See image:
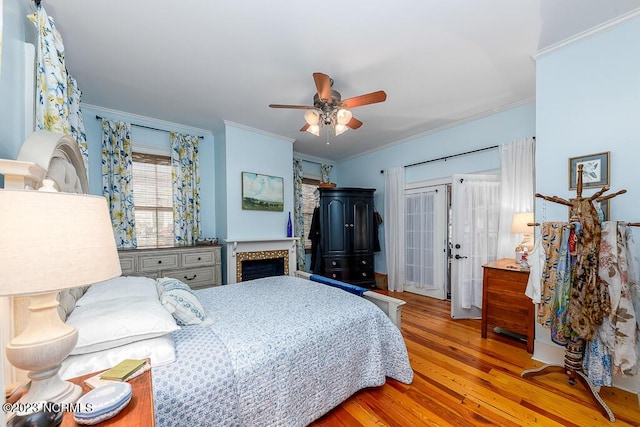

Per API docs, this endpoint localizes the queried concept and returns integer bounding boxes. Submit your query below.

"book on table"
[100,359,147,381]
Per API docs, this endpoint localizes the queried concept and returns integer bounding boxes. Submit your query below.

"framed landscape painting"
[242,172,284,211]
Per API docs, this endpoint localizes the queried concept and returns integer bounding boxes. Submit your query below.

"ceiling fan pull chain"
[326,126,330,145]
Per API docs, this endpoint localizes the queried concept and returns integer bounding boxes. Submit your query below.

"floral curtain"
[320,164,333,183]
[293,158,306,271]
[171,132,201,246]
[101,119,136,248]
[28,5,89,175]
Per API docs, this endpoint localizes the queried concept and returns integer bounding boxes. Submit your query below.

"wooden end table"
[481,258,534,353]
[61,368,154,426]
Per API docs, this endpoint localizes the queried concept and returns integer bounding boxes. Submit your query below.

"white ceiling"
[44,0,640,162]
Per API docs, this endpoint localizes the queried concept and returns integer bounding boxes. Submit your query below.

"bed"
[1,131,413,426]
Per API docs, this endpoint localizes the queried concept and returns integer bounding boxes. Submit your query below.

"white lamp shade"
[334,124,348,136]
[306,124,320,136]
[304,110,320,126]
[336,109,352,125]
[0,190,122,296]
[511,212,534,234]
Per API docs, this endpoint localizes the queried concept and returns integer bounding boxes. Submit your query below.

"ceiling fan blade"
[313,72,332,104]
[341,91,387,109]
[269,104,315,109]
[300,124,310,132]
[347,117,363,129]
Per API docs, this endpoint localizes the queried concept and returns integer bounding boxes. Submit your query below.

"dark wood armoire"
[318,187,376,287]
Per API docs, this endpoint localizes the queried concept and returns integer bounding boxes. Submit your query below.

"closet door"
[351,196,374,253]
[450,174,500,319]
[404,185,447,300]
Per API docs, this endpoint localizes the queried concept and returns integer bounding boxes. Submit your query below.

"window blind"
[132,152,174,248]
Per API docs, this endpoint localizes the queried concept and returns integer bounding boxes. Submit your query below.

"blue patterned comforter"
[152,275,413,426]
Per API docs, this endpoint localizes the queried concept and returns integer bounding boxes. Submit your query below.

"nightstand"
[481,258,534,353]
[61,368,154,426]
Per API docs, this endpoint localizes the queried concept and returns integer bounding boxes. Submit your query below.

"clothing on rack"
[550,224,576,346]
[594,222,638,375]
[525,234,544,304]
[537,222,564,327]
[569,200,610,341]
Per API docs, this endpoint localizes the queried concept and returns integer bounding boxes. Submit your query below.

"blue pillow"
[156,278,210,326]
[309,274,369,297]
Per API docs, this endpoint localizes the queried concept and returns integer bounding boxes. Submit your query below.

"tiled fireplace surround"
[224,238,298,284]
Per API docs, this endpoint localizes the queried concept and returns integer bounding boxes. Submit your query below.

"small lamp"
[511,211,534,258]
[0,187,121,404]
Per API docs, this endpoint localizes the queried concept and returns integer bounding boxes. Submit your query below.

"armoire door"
[323,197,348,255]
[351,196,374,254]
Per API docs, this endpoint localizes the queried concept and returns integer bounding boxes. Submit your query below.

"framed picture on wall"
[242,171,284,211]
[568,151,610,190]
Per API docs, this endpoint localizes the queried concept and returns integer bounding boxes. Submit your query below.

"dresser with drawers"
[118,245,222,289]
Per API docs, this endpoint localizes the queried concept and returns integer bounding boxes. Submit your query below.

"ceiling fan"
[269,72,387,137]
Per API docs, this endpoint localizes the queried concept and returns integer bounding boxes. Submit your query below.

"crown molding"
[339,98,535,163]
[222,120,295,143]
[534,8,640,59]
[83,104,214,137]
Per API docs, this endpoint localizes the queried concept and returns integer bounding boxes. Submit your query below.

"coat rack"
[521,164,628,422]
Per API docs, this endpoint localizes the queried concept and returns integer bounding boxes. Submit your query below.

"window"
[132,152,174,248]
[301,177,320,251]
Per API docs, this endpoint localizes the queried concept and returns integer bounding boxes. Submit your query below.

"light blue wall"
[0,0,33,166]
[80,106,216,239]
[221,123,294,240]
[535,16,640,391]
[536,17,640,222]
[335,103,536,273]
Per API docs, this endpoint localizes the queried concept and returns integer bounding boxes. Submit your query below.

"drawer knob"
[332,261,337,266]
[361,260,367,265]
[184,274,197,281]
[332,274,337,278]
[158,260,162,264]
[197,257,202,261]
[362,272,367,277]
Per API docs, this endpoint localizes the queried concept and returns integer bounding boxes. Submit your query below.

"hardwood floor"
[310,292,640,426]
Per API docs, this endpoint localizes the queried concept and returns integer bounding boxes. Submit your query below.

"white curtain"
[384,166,405,292]
[496,138,535,259]
[453,175,500,309]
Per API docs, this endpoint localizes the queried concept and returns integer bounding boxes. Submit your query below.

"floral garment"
[538,222,565,326]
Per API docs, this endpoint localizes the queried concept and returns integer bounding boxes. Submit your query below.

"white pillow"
[59,334,176,380]
[156,277,209,326]
[76,276,159,307]
[66,295,179,355]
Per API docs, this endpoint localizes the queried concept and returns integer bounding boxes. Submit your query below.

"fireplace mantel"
[223,238,299,284]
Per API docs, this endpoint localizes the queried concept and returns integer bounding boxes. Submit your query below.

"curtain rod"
[404,145,499,169]
[380,136,536,173]
[95,115,204,139]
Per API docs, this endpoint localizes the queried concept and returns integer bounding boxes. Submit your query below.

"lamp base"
[18,365,82,404]
[5,292,81,405]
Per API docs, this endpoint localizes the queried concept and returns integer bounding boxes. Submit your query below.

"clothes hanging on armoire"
[308,207,322,274]
[373,210,382,252]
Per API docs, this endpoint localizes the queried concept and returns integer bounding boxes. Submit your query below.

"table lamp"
[0,187,122,404]
[511,212,534,262]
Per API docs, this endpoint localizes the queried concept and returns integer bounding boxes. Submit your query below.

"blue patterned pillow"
[156,278,209,326]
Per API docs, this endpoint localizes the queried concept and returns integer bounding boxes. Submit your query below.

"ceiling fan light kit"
[269,72,386,139]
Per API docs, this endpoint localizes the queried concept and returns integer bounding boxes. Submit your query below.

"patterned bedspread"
[152,275,413,426]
